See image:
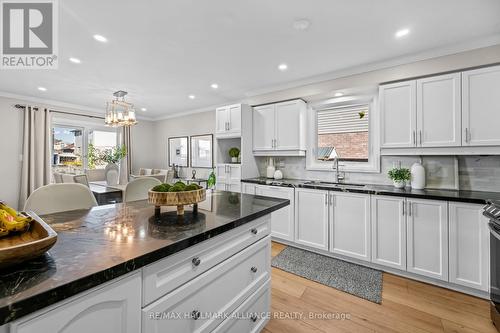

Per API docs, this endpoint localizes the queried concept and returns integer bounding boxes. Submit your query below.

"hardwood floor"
[265,242,497,333]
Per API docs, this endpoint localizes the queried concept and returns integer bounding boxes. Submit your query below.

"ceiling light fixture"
[140,107,147,112]
[278,63,288,71]
[395,28,410,38]
[293,19,311,31]
[188,94,196,99]
[210,83,219,89]
[69,57,81,64]
[334,92,344,97]
[37,87,47,92]
[93,34,108,43]
[104,90,137,127]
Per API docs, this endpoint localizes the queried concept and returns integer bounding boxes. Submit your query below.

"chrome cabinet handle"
[325,194,328,205]
[191,310,201,320]
[251,266,258,273]
[465,128,469,143]
[251,228,258,235]
[419,130,422,145]
[413,131,416,145]
[408,202,412,216]
[402,201,405,216]
[250,314,258,322]
[192,257,201,266]
[227,121,230,130]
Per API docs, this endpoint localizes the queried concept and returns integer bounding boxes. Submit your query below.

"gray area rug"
[272,246,383,304]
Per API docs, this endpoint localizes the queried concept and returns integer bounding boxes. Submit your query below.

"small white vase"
[105,163,119,186]
[393,180,406,189]
[231,157,238,163]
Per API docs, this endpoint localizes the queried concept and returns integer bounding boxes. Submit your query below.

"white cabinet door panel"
[417,73,461,147]
[255,185,294,241]
[380,81,417,148]
[449,202,489,291]
[462,65,500,146]
[216,107,228,135]
[407,199,448,281]
[330,192,371,261]
[253,105,275,151]
[228,104,241,135]
[275,100,301,150]
[242,183,257,195]
[295,188,329,251]
[371,196,406,270]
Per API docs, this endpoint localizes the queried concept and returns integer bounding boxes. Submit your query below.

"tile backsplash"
[256,155,500,192]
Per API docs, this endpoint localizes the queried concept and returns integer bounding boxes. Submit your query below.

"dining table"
[89,182,124,205]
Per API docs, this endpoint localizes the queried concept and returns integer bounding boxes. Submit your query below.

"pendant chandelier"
[104,90,137,127]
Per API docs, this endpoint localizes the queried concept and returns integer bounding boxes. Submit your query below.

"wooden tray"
[0,212,57,269]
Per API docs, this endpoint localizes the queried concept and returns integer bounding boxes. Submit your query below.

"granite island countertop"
[0,191,289,325]
[242,177,500,204]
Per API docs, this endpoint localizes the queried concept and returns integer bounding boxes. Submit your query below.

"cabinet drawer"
[143,216,270,305]
[212,279,271,333]
[142,236,271,333]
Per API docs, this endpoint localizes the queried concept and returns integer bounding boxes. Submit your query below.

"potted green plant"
[388,167,411,189]
[228,147,240,163]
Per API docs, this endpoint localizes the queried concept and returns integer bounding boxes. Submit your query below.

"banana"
[0,203,32,223]
[0,209,29,232]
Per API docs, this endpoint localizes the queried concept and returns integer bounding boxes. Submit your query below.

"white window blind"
[317,104,369,134]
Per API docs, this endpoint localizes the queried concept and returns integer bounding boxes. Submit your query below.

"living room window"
[306,96,380,173]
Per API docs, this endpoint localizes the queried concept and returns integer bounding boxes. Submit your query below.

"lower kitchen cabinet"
[255,185,294,241]
[241,182,256,195]
[449,202,490,291]
[329,192,371,261]
[295,188,329,251]
[10,273,142,333]
[371,195,407,270]
[407,199,449,281]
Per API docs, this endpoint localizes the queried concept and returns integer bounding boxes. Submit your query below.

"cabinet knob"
[192,257,201,266]
[191,310,201,320]
[250,314,258,322]
[251,266,258,273]
[251,228,258,235]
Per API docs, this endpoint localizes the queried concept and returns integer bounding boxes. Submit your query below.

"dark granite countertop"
[0,191,289,325]
[241,177,500,204]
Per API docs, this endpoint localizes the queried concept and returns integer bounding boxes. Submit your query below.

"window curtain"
[19,106,52,209]
[119,126,132,184]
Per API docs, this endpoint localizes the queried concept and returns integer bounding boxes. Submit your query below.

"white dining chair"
[73,174,90,187]
[123,177,162,202]
[24,183,98,215]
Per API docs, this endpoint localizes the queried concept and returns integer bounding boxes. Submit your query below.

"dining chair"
[73,174,90,187]
[52,172,63,183]
[123,177,162,202]
[24,183,98,215]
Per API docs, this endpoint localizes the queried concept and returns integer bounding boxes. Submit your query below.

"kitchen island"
[0,191,289,333]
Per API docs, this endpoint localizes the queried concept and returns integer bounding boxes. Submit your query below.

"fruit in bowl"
[0,202,33,238]
[149,182,206,216]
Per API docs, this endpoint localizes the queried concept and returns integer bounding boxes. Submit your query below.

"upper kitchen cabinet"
[462,65,500,146]
[380,80,416,148]
[417,73,461,147]
[216,104,242,138]
[253,99,306,156]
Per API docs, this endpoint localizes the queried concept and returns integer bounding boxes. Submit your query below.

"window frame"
[306,95,380,173]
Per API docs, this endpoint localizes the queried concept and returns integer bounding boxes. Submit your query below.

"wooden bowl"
[148,188,206,215]
[0,212,57,269]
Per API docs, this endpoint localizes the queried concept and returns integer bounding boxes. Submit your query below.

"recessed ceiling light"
[93,34,108,43]
[395,28,410,38]
[334,92,344,97]
[69,57,81,64]
[278,63,288,71]
[293,19,311,31]
[37,87,47,92]
[188,94,196,100]
[210,83,219,89]
[140,107,147,112]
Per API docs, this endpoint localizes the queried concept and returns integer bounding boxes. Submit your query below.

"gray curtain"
[119,126,132,184]
[19,106,52,209]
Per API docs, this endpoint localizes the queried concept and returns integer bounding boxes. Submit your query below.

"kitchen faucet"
[332,156,345,183]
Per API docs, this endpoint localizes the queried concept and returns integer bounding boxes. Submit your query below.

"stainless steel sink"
[301,181,365,188]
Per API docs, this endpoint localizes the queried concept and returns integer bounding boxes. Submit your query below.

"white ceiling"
[1,0,499,119]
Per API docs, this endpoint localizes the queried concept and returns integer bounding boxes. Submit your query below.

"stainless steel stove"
[483,200,500,331]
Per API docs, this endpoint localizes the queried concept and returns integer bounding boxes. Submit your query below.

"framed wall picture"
[190,134,213,168]
[168,136,189,167]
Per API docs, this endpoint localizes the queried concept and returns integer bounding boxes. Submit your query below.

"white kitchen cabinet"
[380,80,417,148]
[462,65,500,146]
[295,188,329,250]
[329,192,371,261]
[253,100,306,156]
[216,182,241,193]
[241,182,257,195]
[371,195,406,270]
[216,104,242,138]
[216,164,241,189]
[406,199,448,281]
[11,273,141,333]
[252,104,275,151]
[255,185,294,241]
[417,73,461,147]
[449,202,489,291]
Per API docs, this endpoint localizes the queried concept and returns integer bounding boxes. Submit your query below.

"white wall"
[130,120,155,174]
